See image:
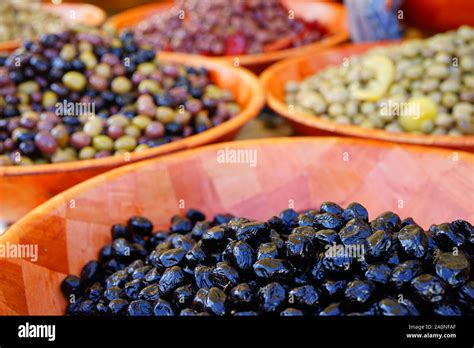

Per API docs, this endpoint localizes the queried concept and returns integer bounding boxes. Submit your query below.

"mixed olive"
[0,0,67,43]
[0,29,240,165]
[131,0,326,56]
[285,26,474,135]
[62,204,473,316]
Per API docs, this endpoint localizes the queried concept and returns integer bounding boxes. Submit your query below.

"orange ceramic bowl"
[402,0,474,33]
[0,2,106,53]
[1,137,473,314]
[0,55,265,224]
[105,0,349,72]
[261,43,474,151]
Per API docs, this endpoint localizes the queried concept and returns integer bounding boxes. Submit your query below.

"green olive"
[92,135,114,151]
[63,71,87,92]
[84,118,103,137]
[60,44,77,61]
[111,76,132,94]
[42,90,57,108]
[124,125,141,138]
[114,135,137,151]
[107,114,129,127]
[156,106,176,124]
[79,146,96,160]
[18,81,40,95]
[132,115,152,130]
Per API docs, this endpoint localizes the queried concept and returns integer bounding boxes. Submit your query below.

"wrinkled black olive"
[213,214,234,225]
[377,298,409,316]
[111,223,131,240]
[339,219,371,246]
[344,280,376,309]
[257,242,279,260]
[202,226,228,251]
[314,213,345,231]
[286,233,314,262]
[233,311,258,316]
[288,285,320,309]
[365,263,391,284]
[312,229,339,250]
[397,225,428,259]
[173,284,194,309]
[235,221,270,247]
[320,302,343,316]
[138,284,160,301]
[457,281,474,312]
[124,279,143,299]
[153,299,175,316]
[433,303,462,316]
[411,274,446,303]
[77,300,96,315]
[321,280,347,299]
[191,221,210,241]
[158,266,187,296]
[170,234,195,252]
[108,298,129,315]
[320,202,344,216]
[159,248,186,268]
[80,261,103,286]
[342,202,369,222]
[258,282,287,313]
[170,216,193,234]
[85,282,104,302]
[229,283,256,310]
[185,242,208,267]
[279,209,299,230]
[430,223,466,251]
[390,260,423,290]
[128,300,153,316]
[132,266,152,280]
[435,252,470,287]
[127,216,153,236]
[253,258,293,281]
[144,267,161,284]
[192,288,209,312]
[194,265,213,289]
[106,270,128,289]
[224,241,255,271]
[61,275,82,298]
[280,308,304,316]
[186,209,206,223]
[210,262,239,289]
[365,230,392,261]
[205,287,227,316]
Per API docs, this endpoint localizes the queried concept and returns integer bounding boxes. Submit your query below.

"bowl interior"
[1,137,473,314]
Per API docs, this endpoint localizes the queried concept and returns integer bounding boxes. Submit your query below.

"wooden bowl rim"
[4,136,474,241]
[0,55,265,177]
[260,42,474,148]
[104,0,350,67]
[0,2,106,52]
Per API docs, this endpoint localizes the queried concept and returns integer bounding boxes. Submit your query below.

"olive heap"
[285,26,474,135]
[132,0,326,56]
[0,29,240,165]
[61,203,473,316]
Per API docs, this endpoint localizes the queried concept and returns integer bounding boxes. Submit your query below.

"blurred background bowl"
[0,54,265,224]
[1,136,473,314]
[0,2,106,52]
[261,42,474,151]
[105,0,349,73]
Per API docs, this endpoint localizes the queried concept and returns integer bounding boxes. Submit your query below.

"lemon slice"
[352,55,395,102]
[399,96,438,132]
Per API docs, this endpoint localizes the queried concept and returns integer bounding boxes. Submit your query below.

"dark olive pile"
[132,0,326,56]
[61,203,474,316]
[0,29,240,165]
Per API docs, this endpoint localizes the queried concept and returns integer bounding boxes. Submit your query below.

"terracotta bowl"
[0,55,265,224]
[0,2,106,53]
[1,137,473,315]
[261,43,474,151]
[402,0,474,33]
[105,0,349,73]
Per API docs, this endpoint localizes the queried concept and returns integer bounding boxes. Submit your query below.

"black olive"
[233,311,258,316]
[158,266,187,296]
[433,302,462,316]
[258,282,287,313]
[202,226,228,252]
[132,266,152,281]
[124,279,144,299]
[253,258,292,281]
[365,263,391,284]
[105,270,129,289]
[79,261,103,287]
[321,280,347,299]
[138,284,160,301]
[435,252,470,287]
[170,216,193,234]
[194,265,213,289]
[61,275,82,298]
[365,230,392,261]
[279,209,299,230]
[430,223,466,251]
[320,202,344,216]
[144,268,161,284]
[192,288,209,312]
[411,274,446,303]
[85,282,103,303]
[191,221,210,241]
[377,298,409,316]
[397,225,428,259]
[342,202,369,222]
[77,300,96,315]
[457,281,474,313]
[128,300,153,316]
[205,287,227,316]
[314,213,345,231]
[210,262,239,289]
[280,308,304,316]
[127,216,153,236]
[111,223,130,240]
[213,213,234,225]
[159,248,187,268]
[229,283,256,310]
[257,242,279,260]
[390,260,423,290]
[235,221,271,247]
[108,298,129,315]
[180,309,200,316]
[286,233,314,263]
[186,209,206,223]
[225,241,255,271]
[185,242,209,267]
[96,301,110,315]
[372,211,401,232]
[344,280,376,310]
[153,299,175,316]
[104,287,124,302]
[312,229,339,250]
[172,284,195,309]
[288,285,320,309]
[339,218,371,246]
[267,216,287,233]
[319,302,343,316]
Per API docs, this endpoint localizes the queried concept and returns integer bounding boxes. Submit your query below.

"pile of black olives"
[61,203,473,316]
